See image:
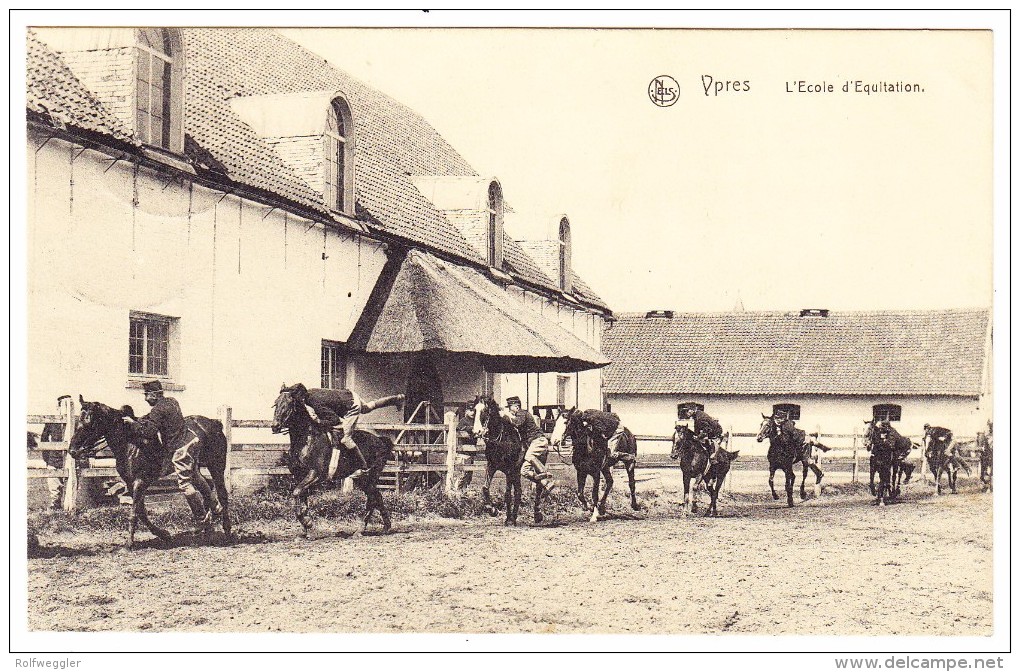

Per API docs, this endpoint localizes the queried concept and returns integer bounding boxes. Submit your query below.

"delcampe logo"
[648,75,679,107]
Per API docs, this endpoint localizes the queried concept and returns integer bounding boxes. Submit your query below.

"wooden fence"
[27,402,980,511]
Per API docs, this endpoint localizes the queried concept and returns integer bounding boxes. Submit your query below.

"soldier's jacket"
[507,408,544,444]
[579,409,621,438]
[692,410,723,439]
[138,396,188,450]
[304,388,358,426]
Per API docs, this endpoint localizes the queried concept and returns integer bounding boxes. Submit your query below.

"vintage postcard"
[11,9,1009,662]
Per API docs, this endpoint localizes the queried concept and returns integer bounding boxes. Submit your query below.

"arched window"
[325,97,355,215]
[486,181,504,267]
[772,403,801,421]
[558,217,573,292]
[135,28,183,151]
[872,404,902,423]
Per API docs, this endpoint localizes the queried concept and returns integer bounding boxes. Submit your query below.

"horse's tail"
[361,394,405,413]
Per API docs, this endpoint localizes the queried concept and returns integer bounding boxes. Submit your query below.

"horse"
[470,395,524,525]
[670,425,739,516]
[270,385,397,537]
[67,395,231,549]
[756,414,830,507]
[863,420,908,506]
[976,430,993,492]
[549,408,639,523]
[924,428,968,495]
[878,423,917,497]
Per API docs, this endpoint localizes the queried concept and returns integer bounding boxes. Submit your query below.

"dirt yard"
[27,474,993,635]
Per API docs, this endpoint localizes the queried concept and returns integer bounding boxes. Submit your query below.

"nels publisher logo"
[648,75,679,107]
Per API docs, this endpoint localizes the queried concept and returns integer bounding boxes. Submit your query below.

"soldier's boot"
[183,489,212,533]
[342,434,369,480]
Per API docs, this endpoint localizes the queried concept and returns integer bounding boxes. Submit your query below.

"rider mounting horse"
[671,425,739,517]
[550,407,639,523]
[271,384,400,537]
[923,424,968,495]
[756,413,830,507]
[68,395,231,548]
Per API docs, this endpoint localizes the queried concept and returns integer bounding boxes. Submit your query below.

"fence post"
[725,426,734,493]
[851,430,860,484]
[60,396,82,512]
[218,405,234,493]
[445,411,459,498]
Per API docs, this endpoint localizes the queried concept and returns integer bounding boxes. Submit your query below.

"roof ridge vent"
[645,310,674,319]
[799,308,830,317]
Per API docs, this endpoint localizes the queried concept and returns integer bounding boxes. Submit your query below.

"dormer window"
[558,216,572,292]
[135,28,183,152]
[486,181,504,267]
[325,96,355,215]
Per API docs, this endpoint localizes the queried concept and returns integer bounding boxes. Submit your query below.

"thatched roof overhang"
[349,250,611,373]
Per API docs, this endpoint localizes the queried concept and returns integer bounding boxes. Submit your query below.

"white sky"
[281,26,993,314]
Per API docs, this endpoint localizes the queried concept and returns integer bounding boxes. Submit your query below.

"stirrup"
[348,467,368,480]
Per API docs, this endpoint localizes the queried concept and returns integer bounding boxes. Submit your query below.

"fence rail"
[28,402,984,511]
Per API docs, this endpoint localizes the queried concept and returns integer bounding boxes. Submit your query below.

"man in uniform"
[923,423,970,475]
[577,408,632,463]
[501,396,557,493]
[679,406,725,463]
[126,381,217,530]
[291,384,370,480]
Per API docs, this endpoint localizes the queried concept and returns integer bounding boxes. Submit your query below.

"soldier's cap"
[923,423,931,430]
[506,396,522,407]
[142,380,164,394]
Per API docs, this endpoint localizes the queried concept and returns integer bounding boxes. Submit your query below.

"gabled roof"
[27,28,611,314]
[602,309,990,396]
[26,31,130,140]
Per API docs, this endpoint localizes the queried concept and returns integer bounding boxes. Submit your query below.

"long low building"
[602,308,992,453]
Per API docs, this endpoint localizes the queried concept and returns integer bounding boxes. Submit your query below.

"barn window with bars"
[129,313,173,377]
[872,404,902,422]
[321,341,347,390]
[772,403,801,420]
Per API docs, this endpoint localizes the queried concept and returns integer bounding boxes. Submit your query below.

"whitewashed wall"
[608,392,987,456]
[27,131,387,421]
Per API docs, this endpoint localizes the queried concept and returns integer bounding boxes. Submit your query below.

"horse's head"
[862,420,884,454]
[470,395,499,440]
[68,395,117,460]
[671,425,695,459]
[271,383,307,433]
[549,407,578,447]
[756,414,779,443]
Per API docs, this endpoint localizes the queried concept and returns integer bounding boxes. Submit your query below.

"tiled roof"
[26,31,129,139]
[603,309,990,396]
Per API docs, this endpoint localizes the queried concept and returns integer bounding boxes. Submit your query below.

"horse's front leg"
[509,473,522,525]
[800,461,809,500]
[768,465,780,500]
[132,479,171,547]
[292,469,321,538]
[589,470,601,522]
[575,469,588,510]
[784,467,795,507]
[626,460,639,510]
[481,465,498,517]
[597,466,614,517]
[504,474,517,526]
[533,481,545,525]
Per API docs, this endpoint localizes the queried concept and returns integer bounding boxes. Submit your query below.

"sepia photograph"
[10,8,1009,662]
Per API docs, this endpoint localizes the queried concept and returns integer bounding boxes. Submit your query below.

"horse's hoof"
[631,502,641,511]
[589,512,599,523]
[534,513,544,524]
[771,493,779,500]
[786,502,795,508]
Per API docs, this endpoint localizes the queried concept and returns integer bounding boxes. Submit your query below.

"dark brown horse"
[756,414,830,507]
[923,427,968,495]
[977,430,993,492]
[671,425,739,516]
[863,420,915,506]
[271,385,397,537]
[470,395,525,525]
[550,408,638,522]
[67,396,230,548]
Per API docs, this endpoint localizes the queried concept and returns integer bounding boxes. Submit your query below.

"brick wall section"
[264,135,324,196]
[59,48,135,136]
